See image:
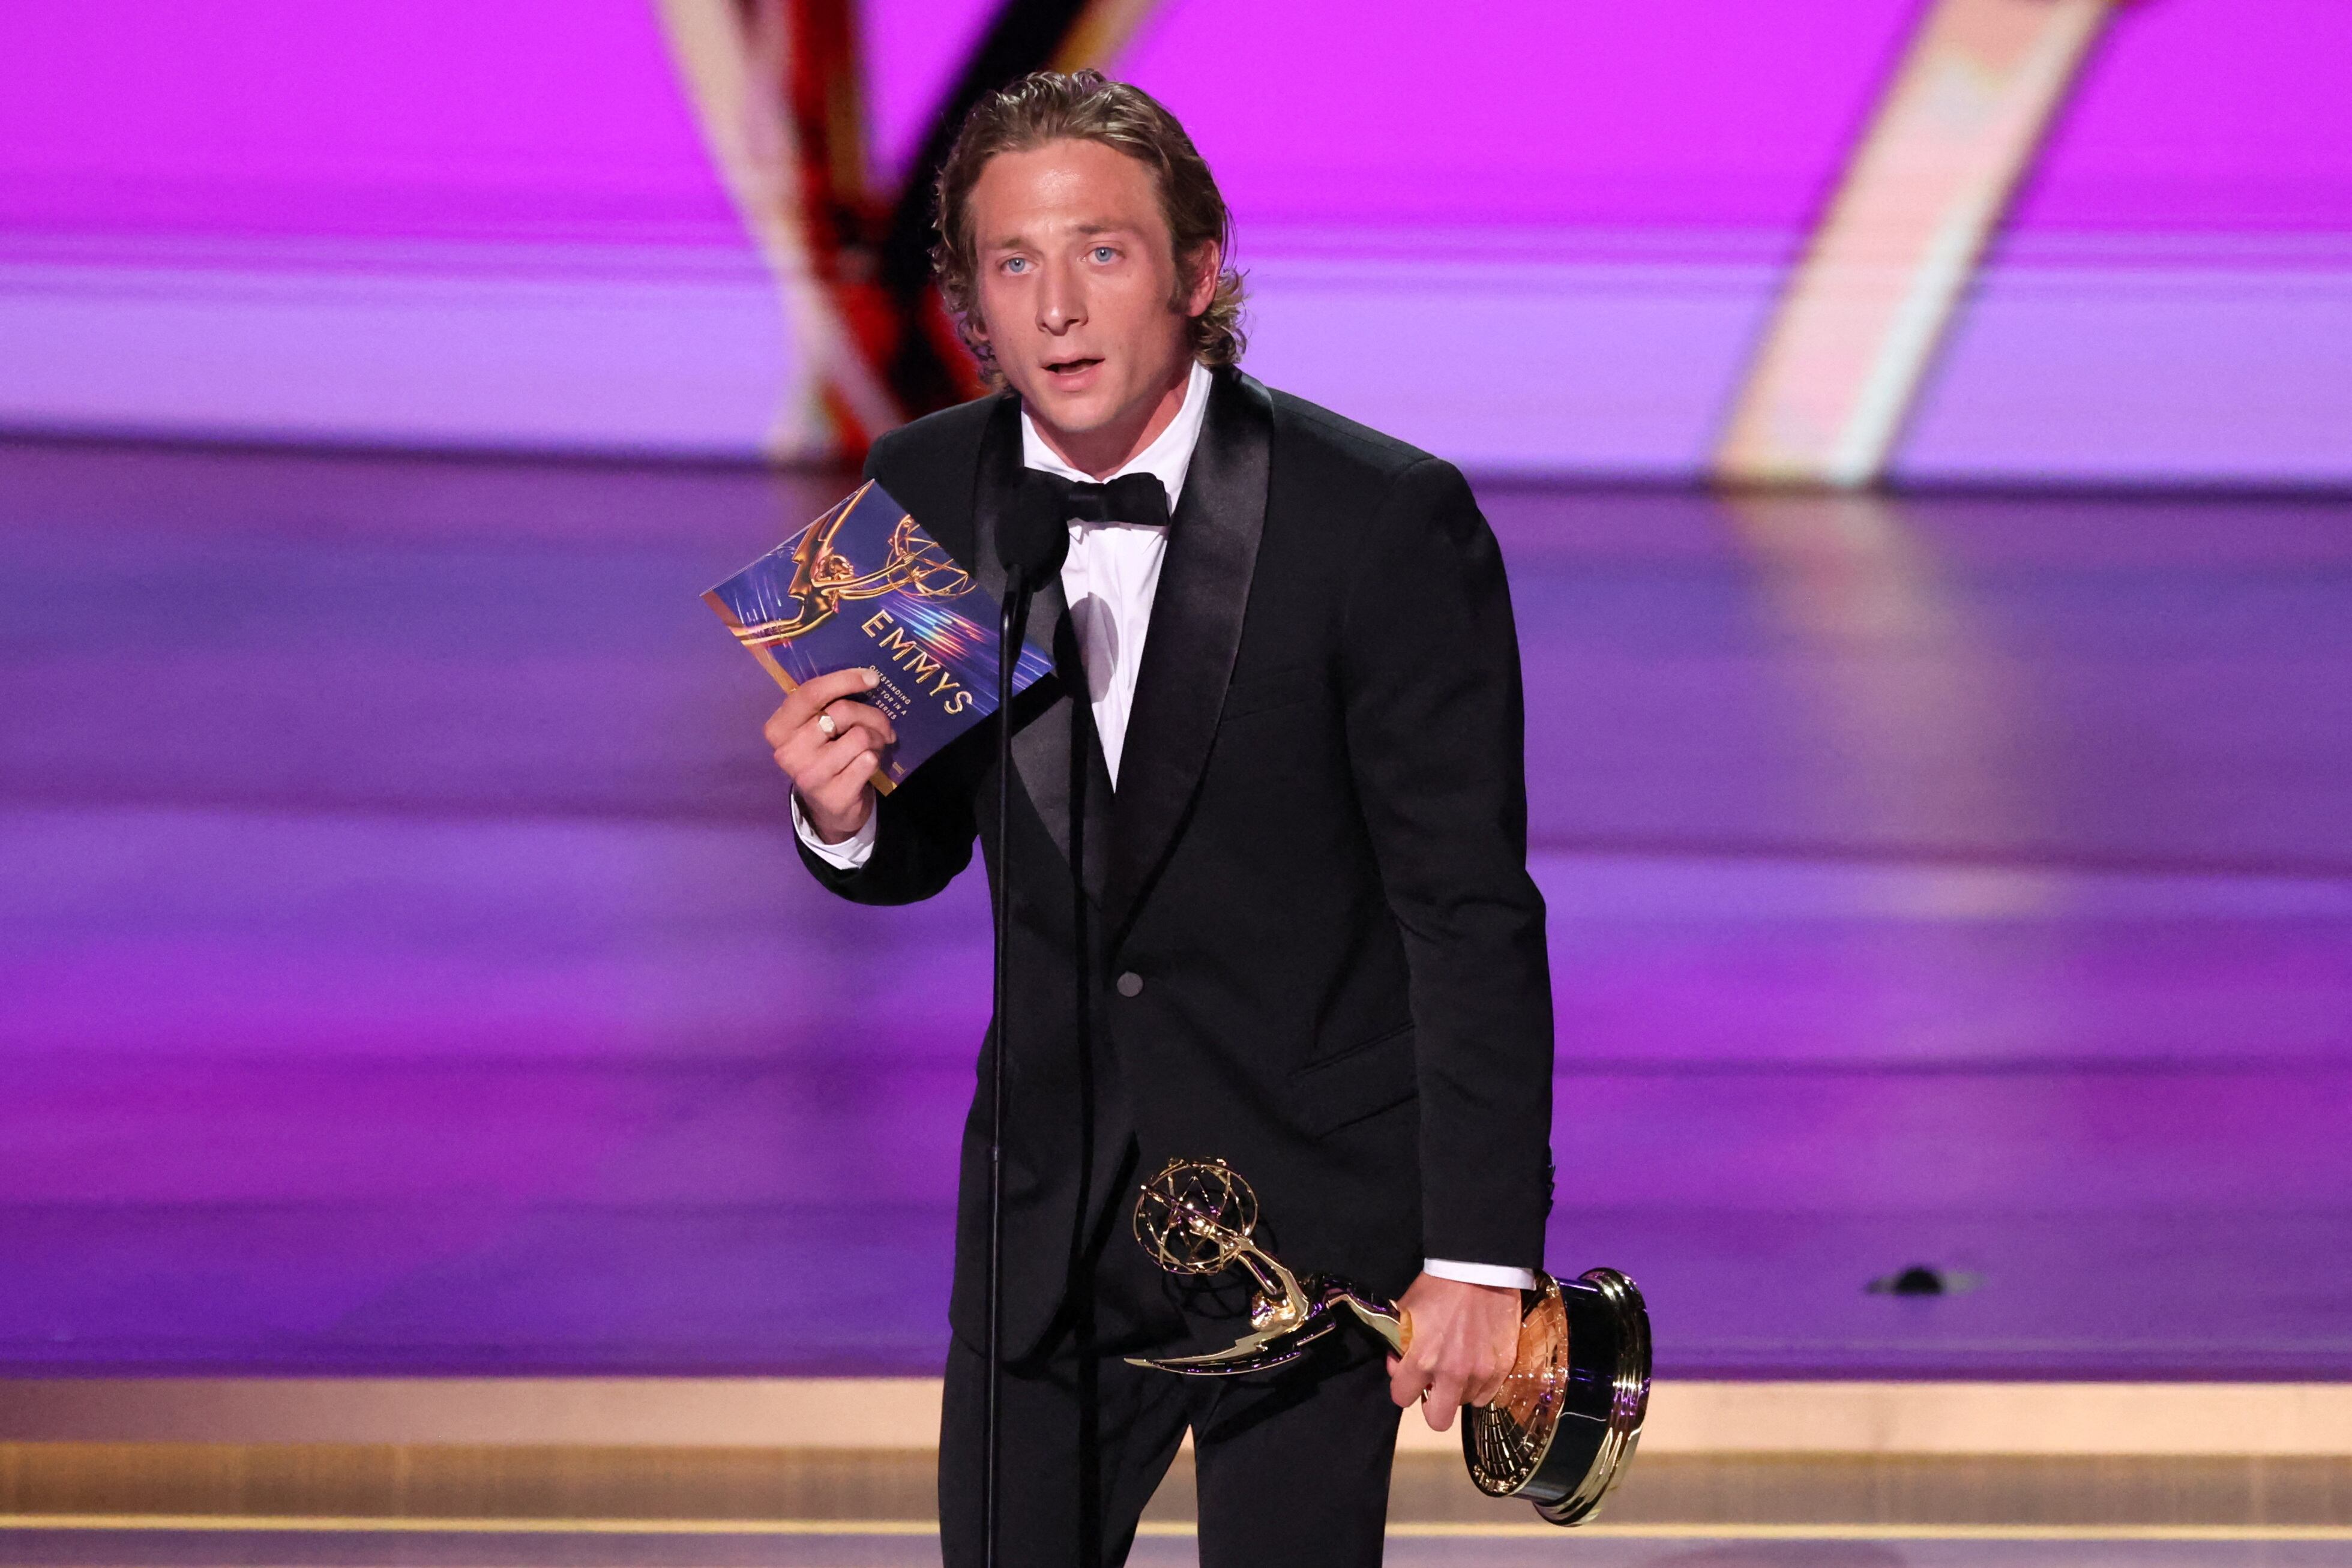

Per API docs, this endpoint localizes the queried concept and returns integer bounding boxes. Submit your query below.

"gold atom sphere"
[1133,1158,1260,1276]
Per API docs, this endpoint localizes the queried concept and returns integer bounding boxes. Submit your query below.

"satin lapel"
[1107,369,1273,933]
[971,391,1082,889]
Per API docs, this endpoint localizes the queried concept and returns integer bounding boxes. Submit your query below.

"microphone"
[981,473,1066,1568]
[1000,474,1074,587]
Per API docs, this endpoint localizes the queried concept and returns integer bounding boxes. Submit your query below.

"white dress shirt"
[794,360,1535,1293]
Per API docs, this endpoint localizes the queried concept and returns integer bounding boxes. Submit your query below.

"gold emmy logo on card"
[733,488,973,649]
[1129,1156,1651,1527]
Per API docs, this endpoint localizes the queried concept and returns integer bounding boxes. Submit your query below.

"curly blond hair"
[931,70,1246,379]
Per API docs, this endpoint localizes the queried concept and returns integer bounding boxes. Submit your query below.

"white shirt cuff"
[791,793,877,870]
[1424,1257,1539,1291]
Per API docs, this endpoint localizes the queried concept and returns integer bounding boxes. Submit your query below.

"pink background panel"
[1117,0,1922,233]
[2006,0,2352,235]
[0,0,797,454]
[860,0,1000,191]
[1907,0,2352,483]
[0,0,738,243]
[0,0,2345,476]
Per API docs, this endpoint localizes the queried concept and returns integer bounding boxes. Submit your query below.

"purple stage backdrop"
[1,0,2347,480]
[4,4,2351,1384]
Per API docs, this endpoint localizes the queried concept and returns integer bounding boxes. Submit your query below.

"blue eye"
[1091,246,1116,262]
[1003,256,1030,274]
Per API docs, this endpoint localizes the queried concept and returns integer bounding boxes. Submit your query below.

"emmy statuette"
[1129,1157,1650,1526]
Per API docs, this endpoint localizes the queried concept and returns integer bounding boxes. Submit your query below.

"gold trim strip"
[0,1516,930,1536]
[2,1516,2348,1542]
[1392,1524,2352,1542]
[10,1378,2352,1455]
[0,1375,940,1447]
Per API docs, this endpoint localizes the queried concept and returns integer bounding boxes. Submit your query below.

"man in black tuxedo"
[763,71,1553,1567]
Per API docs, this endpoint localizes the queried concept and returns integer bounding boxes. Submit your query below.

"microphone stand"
[984,575,1033,1568]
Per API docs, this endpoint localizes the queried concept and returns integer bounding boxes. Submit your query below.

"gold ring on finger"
[815,712,837,739]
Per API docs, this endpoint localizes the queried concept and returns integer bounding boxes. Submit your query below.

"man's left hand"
[1385,1272,1521,1431]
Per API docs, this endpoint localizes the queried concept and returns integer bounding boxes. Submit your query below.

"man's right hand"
[763,666,895,843]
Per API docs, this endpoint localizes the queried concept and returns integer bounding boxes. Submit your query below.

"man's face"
[966,137,1215,449]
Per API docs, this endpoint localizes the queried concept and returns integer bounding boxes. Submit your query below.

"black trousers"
[939,1324,1401,1567]
[941,873,1400,1564]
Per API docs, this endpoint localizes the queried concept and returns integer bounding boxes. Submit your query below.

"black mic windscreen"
[1000,475,1073,588]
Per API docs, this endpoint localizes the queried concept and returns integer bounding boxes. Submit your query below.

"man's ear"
[1181,241,1221,319]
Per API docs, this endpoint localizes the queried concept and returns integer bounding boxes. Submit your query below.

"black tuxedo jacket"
[798,368,1554,1360]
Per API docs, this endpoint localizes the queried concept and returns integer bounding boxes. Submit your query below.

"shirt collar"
[1019,358,1213,521]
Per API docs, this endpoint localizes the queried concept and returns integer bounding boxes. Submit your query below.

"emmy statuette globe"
[1126,1157,1650,1524]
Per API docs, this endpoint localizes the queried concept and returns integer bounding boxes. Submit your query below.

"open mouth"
[1043,356,1102,378]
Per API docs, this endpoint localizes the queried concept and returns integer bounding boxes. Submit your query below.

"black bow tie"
[1029,470,1171,531]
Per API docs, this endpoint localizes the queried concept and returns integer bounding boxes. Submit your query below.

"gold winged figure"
[1129,1157,1649,1527]
[734,483,974,648]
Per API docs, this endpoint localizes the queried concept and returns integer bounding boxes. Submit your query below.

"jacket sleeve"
[792,718,982,905]
[1338,457,1555,1272]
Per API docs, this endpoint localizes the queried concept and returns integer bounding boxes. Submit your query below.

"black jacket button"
[1116,972,1144,998]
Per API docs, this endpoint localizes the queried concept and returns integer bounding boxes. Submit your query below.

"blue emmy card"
[705,481,1054,792]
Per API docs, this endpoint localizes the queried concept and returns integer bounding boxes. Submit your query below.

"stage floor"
[1,439,2347,1378]
[1,1446,2347,1566]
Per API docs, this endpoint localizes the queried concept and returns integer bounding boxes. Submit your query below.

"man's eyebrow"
[982,221,1138,250]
